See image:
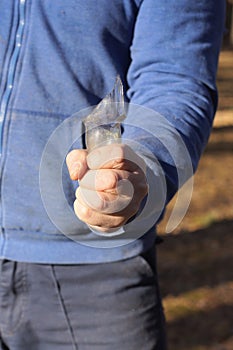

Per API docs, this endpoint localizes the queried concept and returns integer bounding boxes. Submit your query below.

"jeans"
[0,247,167,350]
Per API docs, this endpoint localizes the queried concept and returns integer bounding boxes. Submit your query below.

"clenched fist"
[66,144,148,233]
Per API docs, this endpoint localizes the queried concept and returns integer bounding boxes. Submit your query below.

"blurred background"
[156,2,233,349]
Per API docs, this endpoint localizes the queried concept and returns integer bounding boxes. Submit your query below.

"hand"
[66,144,148,233]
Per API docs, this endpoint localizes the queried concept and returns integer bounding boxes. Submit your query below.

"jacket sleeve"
[124,0,226,205]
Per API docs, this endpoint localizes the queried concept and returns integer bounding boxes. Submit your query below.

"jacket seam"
[10,107,69,120]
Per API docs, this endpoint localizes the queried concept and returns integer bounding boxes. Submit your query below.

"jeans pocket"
[133,245,157,279]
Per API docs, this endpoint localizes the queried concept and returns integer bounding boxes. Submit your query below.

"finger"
[79,168,145,191]
[75,178,144,225]
[76,186,117,212]
[74,194,128,228]
[87,144,146,173]
[79,169,119,191]
[66,149,88,180]
[77,181,134,214]
[79,169,148,203]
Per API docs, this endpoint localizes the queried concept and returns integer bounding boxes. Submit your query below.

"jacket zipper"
[0,0,26,157]
[0,0,26,250]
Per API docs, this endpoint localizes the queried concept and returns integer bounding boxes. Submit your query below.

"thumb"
[66,149,88,180]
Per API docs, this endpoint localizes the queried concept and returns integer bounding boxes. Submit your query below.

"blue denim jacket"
[0,0,225,263]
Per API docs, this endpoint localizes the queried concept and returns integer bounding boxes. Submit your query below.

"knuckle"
[106,170,118,189]
[66,149,79,164]
[96,170,118,190]
[95,169,118,191]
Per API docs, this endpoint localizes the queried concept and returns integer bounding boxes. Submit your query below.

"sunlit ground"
[157,50,233,350]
